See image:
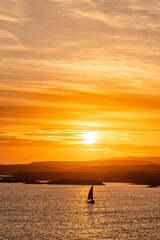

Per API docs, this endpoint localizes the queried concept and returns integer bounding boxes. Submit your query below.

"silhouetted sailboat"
[87,185,95,204]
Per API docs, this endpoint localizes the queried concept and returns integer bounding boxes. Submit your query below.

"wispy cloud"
[0,30,20,42]
[72,9,120,27]
[0,13,23,23]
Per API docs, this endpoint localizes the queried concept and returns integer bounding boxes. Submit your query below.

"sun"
[83,132,97,144]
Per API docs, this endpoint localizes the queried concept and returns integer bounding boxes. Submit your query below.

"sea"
[0,183,160,240]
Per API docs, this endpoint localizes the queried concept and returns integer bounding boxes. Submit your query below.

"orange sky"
[0,0,160,164]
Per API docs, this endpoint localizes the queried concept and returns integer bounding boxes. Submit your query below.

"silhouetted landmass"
[24,179,104,185]
[0,164,60,175]
[146,185,158,188]
[1,157,160,174]
[125,172,160,186]
[0,157,160,186]
[48,179,104,185]
[13,171,101,182]
[0,176,14,183]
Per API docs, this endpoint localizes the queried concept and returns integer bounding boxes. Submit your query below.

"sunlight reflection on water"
[0,183,160,239]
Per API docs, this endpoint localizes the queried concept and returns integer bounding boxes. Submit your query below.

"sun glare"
[83,132,97,144]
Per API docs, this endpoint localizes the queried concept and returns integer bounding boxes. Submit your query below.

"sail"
[88,186,93,200]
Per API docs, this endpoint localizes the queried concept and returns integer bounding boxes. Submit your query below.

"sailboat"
[87,185,95,204]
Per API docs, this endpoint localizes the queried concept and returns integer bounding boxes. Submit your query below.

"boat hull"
[87,200,95,204]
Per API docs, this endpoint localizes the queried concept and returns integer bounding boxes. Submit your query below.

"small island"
[24,179,104,185]
[47,179,105,185]
[145,185,158,188]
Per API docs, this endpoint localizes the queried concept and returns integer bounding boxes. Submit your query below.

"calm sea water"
[0,183,160,240]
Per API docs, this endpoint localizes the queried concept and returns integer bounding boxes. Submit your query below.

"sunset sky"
[0,0,160,164]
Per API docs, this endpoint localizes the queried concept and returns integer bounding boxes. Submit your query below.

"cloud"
[0,0,27,23]
[72,9,120,27]
[0,13,22,23]
[1,89,160,130]
[0,0,160,162]
[0,29,20,42]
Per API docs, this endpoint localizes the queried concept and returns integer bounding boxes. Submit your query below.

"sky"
[0,0,160,164]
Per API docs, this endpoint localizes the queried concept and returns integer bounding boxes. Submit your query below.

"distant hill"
[0,157,160,186]
[1,157,160,174]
